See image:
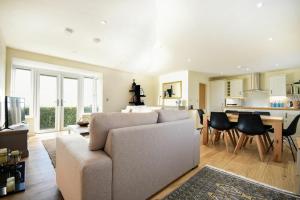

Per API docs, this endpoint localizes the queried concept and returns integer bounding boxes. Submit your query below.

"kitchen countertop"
[224,106,300,111]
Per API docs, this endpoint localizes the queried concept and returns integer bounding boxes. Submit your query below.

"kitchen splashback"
[243,91,270,107]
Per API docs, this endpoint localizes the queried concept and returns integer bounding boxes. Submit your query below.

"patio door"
[61,77,80,129]
[37,73,81,132]
[37,73,60,132]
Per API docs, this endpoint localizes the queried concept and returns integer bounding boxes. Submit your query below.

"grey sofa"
[56,110,200,200]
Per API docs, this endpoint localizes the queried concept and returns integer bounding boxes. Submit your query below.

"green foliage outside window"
[64,107,77,127]
[40,107,56,130]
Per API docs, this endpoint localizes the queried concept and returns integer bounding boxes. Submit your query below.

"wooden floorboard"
[2,132,299,200]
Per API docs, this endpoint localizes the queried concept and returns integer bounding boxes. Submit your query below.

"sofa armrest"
[56,135,112,200]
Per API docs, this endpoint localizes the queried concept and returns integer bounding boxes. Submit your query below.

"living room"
[0,0,300,199]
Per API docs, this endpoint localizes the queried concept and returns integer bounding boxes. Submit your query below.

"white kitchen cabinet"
[269,75,286,96]
[209,80,226,112]
[227,79,243,98]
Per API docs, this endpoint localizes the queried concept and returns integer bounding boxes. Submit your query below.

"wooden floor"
[2,132,300,200]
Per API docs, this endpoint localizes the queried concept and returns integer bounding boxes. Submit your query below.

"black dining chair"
[284,114,300,162]
[268,114,300,162]
[210,112,236,152]
[252,111,273,146]
[197,109,205,134]
[267,114,300,162]
[234,114,270,161]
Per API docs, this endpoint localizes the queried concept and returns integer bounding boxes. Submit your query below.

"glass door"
[37,74,59,132]
[62,77,79,128]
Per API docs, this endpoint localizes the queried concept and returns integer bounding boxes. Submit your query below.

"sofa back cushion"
[157,110,189,123]
[89,112,158,150]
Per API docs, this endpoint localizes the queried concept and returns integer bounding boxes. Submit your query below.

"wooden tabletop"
[224,106,300,111]
[206,114,283,121]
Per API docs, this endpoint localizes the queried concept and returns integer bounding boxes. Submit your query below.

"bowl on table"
[77,121,89,127]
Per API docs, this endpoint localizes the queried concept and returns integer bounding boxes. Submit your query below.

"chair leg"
[265,133,273,151]
[224,131,230,152]
[235,129,240,139]
[199,128,203,135]
[228,130,236,146]
[234,133,246,154]
[286,136,296,162]
[242,136,249,147]
[249,137,253,144]
[262,134,269,153]
[267,140,274,153]
[265,133,272,149]
[255,135,265,161]
[289,136,298,152]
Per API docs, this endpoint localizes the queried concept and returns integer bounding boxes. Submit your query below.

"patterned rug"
[42,138,56,167]
[164,166,300,200]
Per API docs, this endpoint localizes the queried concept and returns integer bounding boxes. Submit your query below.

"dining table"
[202,113,284,162]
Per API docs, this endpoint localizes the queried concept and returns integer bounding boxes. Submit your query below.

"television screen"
[5,96,26,128]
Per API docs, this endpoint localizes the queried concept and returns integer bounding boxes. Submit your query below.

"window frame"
[11,64,102,132]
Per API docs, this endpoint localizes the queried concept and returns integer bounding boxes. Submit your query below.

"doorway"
[37,73,80,132]
[199,83,206,110]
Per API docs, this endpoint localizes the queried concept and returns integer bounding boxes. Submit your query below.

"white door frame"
[60,74,81,130]
[36,70,61,133]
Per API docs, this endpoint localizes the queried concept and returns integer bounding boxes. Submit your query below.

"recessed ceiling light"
[275,64,279,67]
[268,37,273,41]
[187,58,192,63]
[237,65,242,69]
[65,27,74,35]
[246,68,250,71]
[256,2,263,8]
[220,72,224,75]
[100,20,108,25]
[93,38,101,43]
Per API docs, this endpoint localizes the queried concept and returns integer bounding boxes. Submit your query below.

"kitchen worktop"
[224,106,300,111]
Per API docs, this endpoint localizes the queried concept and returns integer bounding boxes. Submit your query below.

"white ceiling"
[0,0,299,76]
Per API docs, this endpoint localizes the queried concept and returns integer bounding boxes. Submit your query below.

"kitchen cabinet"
[227,79,243,98]
[269,75,286,96]
[210,80,226,112]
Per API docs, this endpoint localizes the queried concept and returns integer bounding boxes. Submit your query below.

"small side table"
[297,138,300,175]
[68,125,89,136]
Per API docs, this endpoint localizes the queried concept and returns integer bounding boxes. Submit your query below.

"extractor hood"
[244,73,268,92]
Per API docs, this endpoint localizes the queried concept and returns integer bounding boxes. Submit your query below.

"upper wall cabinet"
[269,75,286,96]
[226,79,243,98]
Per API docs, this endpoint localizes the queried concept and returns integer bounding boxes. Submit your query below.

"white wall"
[158,70,189,107]
[0,32,6,125]
[157,70,210,109]
[188,71,210,110]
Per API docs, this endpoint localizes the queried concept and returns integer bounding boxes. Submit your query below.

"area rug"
[163,165,300,200]
[42,138,56,168]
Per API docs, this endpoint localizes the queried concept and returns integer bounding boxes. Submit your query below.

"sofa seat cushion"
[89,112,158,150]
[157,110,189,123]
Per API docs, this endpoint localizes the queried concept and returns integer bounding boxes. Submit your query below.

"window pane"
[39,75,57,130]
[14,69,31,115]
[84,78,94,113]
[63,78,78,127]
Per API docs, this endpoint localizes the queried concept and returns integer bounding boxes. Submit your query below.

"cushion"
[89,112,158,150]
[156,110,189,123]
